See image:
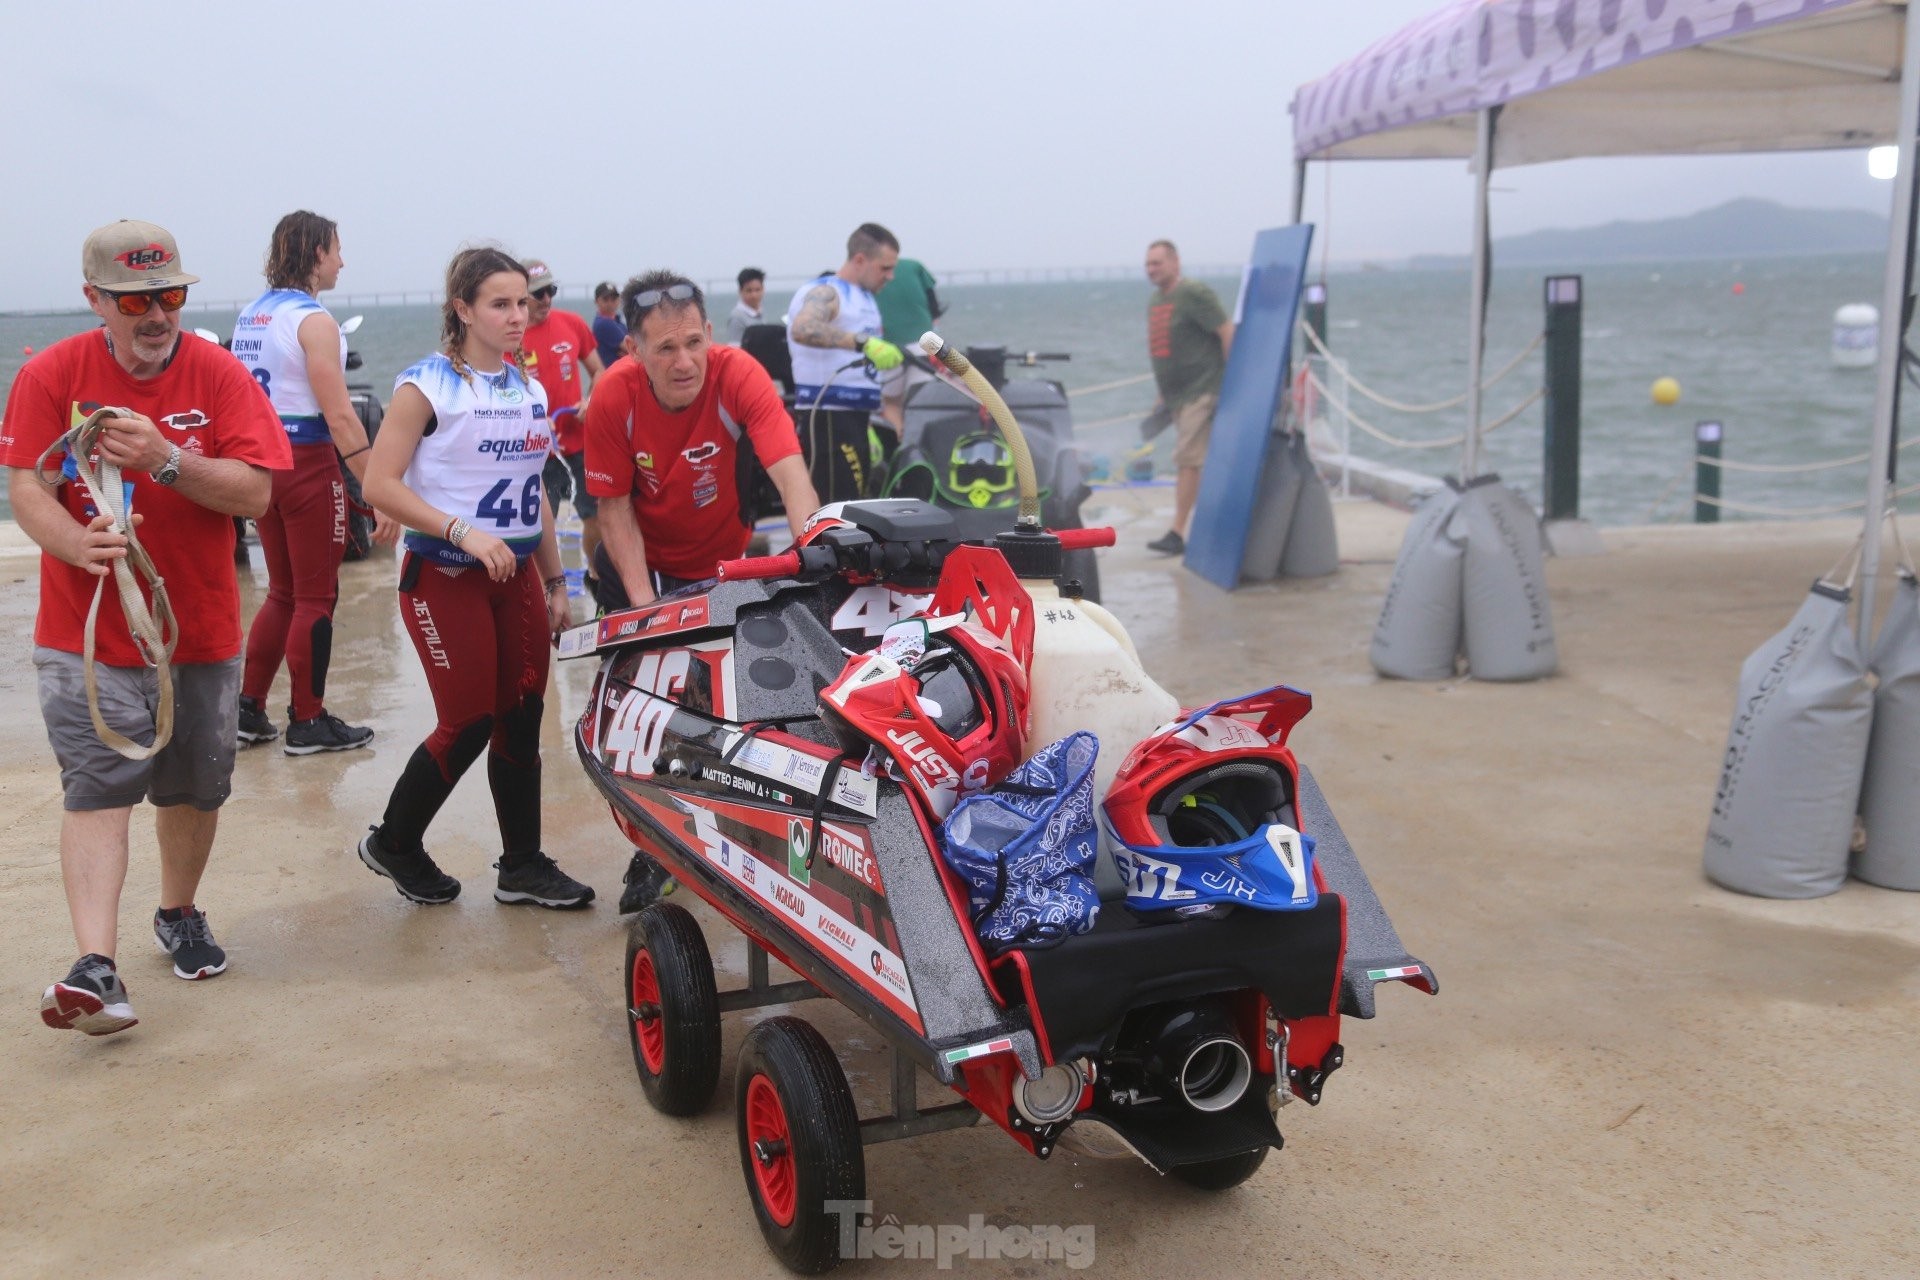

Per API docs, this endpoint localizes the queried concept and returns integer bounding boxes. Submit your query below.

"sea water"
[1,252,1907,526]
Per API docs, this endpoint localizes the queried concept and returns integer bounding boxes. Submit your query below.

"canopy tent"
[1289,0,1915,636]
[1293,0,1903,169]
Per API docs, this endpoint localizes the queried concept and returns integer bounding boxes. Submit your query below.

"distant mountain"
[1403,198,1888,269]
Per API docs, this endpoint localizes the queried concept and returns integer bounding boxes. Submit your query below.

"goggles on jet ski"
[948,433,1016,508]
[102,286,188,316]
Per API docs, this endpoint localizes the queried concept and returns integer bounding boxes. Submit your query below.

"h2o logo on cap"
[116,244,174,272]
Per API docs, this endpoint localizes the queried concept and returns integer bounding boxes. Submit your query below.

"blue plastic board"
[1183,225,1315,590]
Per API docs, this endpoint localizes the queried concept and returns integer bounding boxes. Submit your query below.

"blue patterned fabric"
[940,732,1100,956]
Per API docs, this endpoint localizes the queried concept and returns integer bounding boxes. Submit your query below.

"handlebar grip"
[1054,527,1116,550]
[716,551,801,581]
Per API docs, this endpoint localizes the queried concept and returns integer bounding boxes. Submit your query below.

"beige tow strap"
[35,406,180,759]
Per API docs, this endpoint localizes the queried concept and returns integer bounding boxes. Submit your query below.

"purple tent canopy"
[1293,0,1902,167]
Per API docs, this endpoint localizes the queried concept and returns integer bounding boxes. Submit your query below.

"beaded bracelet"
[447,519,472,547]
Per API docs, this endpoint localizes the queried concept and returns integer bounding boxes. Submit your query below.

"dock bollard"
[1542,276,1583,522]
[1695,421,1723,523]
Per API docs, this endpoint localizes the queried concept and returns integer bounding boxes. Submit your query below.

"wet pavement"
[3,500,1917,1278]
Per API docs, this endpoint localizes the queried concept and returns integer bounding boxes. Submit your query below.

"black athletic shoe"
[237,696,279,745]
[618,844,679,917]
[41,954,138,1035]
[285,711,374,756]
[1147,529,1186,555]
[618,849,677,915]
[494,853,596,910]
[153,906,228,980]
[356,827,461,905]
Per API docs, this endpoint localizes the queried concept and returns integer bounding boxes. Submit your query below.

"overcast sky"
[0,0,1897,311]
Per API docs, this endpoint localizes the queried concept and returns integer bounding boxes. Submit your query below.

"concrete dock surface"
[3,495,1916,1279]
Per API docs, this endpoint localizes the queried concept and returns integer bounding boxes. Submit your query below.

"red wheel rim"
[630,949,665,1073]
[745,1074,797,1226]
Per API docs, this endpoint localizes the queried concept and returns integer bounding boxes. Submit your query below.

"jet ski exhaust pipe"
[1133,1002,1254,1114]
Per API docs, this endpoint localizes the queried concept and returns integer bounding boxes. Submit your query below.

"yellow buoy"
[1651,376,1681,406]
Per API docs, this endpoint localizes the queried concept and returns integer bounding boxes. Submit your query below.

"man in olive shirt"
[1143,238,1233,555]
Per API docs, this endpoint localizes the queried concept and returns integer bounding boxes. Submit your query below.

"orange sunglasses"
[102,286,188,316]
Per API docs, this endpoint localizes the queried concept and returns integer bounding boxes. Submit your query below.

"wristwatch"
[151,443,183,486]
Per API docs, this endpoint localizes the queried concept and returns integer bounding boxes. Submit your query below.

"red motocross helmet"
[1101,686,1320,914]
[821,615,1031,820]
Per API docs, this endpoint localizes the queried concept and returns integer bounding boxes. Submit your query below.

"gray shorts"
[34,647,240,812]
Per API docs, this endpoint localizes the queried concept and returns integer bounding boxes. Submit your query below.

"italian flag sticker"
[943,1038,1015,1065]
[1367,965,1422,981]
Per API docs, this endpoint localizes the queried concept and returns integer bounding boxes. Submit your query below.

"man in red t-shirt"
[520,259,606,576]
[4,220,290,1036]
[584,270,820,610]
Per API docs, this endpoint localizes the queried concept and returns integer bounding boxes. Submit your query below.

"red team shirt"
[583,344,802,580]
[520,309,595,455]
[0,331,290,666]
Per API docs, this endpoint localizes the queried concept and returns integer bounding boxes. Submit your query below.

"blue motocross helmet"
[1102,757,1319,917]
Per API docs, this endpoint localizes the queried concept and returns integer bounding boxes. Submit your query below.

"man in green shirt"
[1144,238,1234,555]
[876,256,943,429]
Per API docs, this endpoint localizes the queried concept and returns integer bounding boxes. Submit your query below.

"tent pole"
[1463,107,1496,479]
[1291,158,1308,225]
[1858,7,1920,645]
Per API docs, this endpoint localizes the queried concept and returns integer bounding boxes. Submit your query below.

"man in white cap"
[3,219,290,1036]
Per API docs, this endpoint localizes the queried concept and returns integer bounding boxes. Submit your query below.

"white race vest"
[787,274,883,411]
[231,289,346,444]
[396,354,552,566]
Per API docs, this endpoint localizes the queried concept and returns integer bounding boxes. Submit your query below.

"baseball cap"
[83,219,201,291]
[524,259,558,294]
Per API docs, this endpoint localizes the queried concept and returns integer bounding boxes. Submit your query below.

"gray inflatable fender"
[1280,430,1340,580]
[1238,429,1304,583]
[1459,477,1557,681]
[1858,571,1920,890]
[1370,480,1465,681]
[1703,581,1873,899]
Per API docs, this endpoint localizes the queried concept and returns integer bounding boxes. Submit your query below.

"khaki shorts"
[1172,393,1218,469]
[35,647,240,811]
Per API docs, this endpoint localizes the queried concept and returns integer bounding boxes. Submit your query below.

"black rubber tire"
[1168,1146,1269,1190]
[735,1017,866,1274]
[625,903,722,1116]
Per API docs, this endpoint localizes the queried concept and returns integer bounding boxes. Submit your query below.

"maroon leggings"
[242,442,346,720]
[375,553,551,858]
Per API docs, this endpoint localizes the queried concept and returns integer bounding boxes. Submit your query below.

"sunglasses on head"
[633,283,696,309]
[531,286,557,301]
[103,286,188,316]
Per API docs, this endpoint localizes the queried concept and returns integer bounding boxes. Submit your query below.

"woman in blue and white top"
[232,211,395,754]
[356,246,592,909]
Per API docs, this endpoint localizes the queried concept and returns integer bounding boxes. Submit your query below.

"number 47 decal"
[477,474,543,527]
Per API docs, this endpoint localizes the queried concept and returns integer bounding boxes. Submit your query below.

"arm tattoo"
[789,283,858,349]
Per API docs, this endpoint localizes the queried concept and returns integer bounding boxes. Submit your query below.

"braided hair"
[441,247,528,383]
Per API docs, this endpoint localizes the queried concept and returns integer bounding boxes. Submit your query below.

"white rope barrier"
[1304,368,1541,450]
[1065,372,1155,397]
[1693,479,1920,519]
[1299,323,1543,414]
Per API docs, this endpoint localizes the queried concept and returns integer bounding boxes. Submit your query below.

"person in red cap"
[519,259,605,587]
[4,219,290,1035]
